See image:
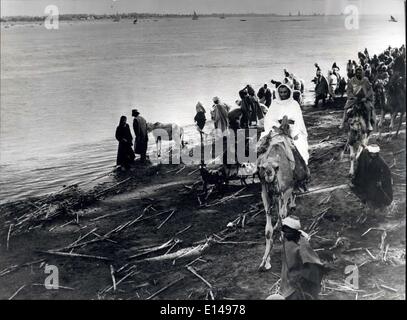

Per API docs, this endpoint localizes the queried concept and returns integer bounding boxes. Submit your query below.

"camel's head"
[146,122,160,132]
[348,113,367,134]
[258,155,280,184]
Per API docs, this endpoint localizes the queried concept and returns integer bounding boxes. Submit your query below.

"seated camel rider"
[351,145,393,209]
[340,66,375,131]
[275,216,324,300]
[262,83,310,186]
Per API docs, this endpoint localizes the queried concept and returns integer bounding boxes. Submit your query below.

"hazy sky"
[1,0,405,16]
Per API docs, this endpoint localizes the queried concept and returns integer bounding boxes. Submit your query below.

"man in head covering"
[340,66,375,131]
[257,84,272,107]
[279,216,324,300]
[312,67,329,108]
[212,96,229,133]
[263,84,310,188]
[327,70,337,102]
[132,108,148,163]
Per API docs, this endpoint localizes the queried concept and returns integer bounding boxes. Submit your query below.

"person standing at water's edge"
[132,109,148,163]
[194,102,206,131]
[212,97,229,133]
[115,116,135,170]
[312,65,329,108]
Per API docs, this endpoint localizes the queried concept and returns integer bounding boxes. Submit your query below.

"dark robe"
[228,108,242,133]
[281,236,324,300]
[315,75,329,98]
[133,116,148,158]
[115,124,135,167]
[239,89,253,129]
[352,149,393,208]
[264,88,272,107]
[248,95,264,126]
[194,111,206,130]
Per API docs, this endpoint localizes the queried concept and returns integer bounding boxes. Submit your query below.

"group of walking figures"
[114,44,405,299]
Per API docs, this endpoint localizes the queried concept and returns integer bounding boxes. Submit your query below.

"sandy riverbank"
[0,98,405,300]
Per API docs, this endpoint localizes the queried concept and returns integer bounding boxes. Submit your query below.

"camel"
[147,122,185,158]
[256,116,300,271]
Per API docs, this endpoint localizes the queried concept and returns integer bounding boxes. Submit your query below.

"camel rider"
[340,66,376,132]
[262,84,310,187]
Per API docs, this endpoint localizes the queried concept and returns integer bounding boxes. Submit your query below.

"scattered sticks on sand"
[146,276,185,300]
[8,284,26,300]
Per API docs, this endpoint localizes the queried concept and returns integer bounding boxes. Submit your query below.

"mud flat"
[0,98,405,300]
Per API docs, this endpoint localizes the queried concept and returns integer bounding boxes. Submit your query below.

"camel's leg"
[386,112,397,141]
[279,189,291,219]
[389,112,396,131]
[288,190,296,213]
[396,112,404,138]
[259,184,273,271]
[372,107,377,132]
[378,108,385,139]
[349,144,355,177]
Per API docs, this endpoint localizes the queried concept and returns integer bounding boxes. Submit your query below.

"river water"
[0,15,405,202]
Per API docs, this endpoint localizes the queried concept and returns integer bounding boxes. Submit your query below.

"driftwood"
[187,266,212,288]
[380,284,398,293]
[0,259,46,277]
[95,177,132,197]
[146,276,185,300]
[156,210,176,230]
[6,224,12,251]
[110,265,117,292]
[307,207,330,232]
[31,283,74,290]
[203,187,246,207]
[129,239,179,259]
[175,225,192,236]
[298,184,349,197]
[8,284,26,300]
[101,268,139,294]
[40,250,111,261]
[132,241,212,264]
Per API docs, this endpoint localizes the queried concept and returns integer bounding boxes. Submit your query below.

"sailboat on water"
[389,15,397,22]
[192,11,198,20]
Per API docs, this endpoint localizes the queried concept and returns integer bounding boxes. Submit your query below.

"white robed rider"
[262,83,310,166]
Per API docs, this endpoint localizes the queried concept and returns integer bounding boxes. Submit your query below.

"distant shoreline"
[0,13,352,24]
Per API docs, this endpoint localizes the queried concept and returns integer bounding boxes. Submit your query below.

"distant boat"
[240,19,247,21]
[192,11,198,20]
[389,15,397,22]
[220,14,226,19]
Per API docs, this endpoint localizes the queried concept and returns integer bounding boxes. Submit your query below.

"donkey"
[147,122,185,158]
[256,116,300,271]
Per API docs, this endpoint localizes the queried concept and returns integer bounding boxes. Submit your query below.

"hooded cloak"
[262,84,309,164]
